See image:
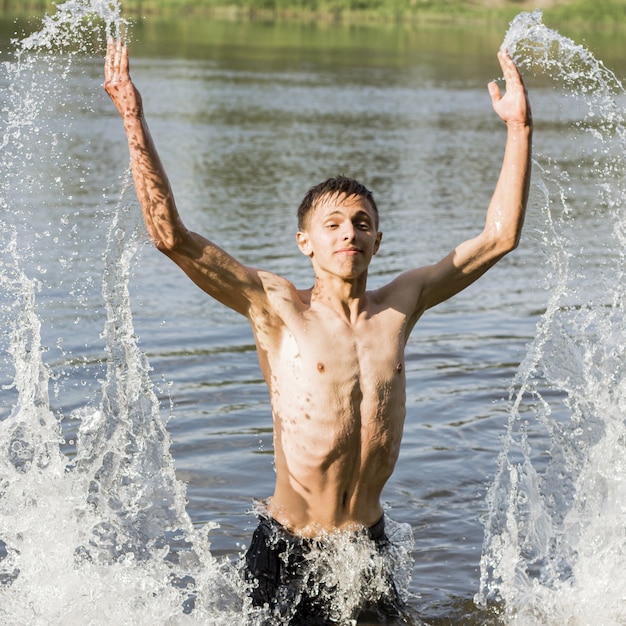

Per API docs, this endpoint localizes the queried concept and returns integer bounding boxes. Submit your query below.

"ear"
[296,231,313,257]
[373,231,383,255]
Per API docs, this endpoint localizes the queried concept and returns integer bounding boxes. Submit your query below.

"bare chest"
[264,307,407,400]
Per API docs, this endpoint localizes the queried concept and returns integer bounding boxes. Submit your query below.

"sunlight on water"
[476,10,626,625]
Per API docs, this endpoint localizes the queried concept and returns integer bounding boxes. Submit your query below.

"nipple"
[317,362,325,373]
[396,362,403,373]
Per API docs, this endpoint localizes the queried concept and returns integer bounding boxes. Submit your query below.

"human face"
[296,193,382,280]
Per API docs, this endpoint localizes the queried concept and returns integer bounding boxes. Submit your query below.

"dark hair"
[297,176,379,231]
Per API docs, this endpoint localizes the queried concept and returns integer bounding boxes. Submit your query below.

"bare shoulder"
[250,270,308,320]
[374,244,483,319]
[257,270,303,302]
[373,266,432,313]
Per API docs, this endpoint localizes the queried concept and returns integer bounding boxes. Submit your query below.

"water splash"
[0,193,239,624]
[477,11,626,624]
[0,2,242,623]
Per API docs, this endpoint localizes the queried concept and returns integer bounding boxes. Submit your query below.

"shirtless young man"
[104,41,531,623]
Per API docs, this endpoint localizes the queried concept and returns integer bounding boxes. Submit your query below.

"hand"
[488,49,531,128]
[104,39,143,120]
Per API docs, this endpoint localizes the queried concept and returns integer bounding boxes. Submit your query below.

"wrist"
[122,110,145,127]
[506,119,533,132]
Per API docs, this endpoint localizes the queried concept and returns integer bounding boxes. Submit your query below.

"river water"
[1,3,626,624]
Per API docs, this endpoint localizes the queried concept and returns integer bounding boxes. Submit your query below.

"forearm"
[485,120,533,253]
[122,112,186,252]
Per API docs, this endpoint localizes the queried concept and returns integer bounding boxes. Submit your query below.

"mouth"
[336,247,362,255]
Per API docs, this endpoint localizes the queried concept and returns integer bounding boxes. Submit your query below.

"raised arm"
[103,39,261,316]
[402,49,532,320]
[482,48,532,256]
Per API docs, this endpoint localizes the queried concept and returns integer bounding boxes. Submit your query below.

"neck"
[310,271,368,323]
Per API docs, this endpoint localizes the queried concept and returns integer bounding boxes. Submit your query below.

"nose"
[341,222,356,241]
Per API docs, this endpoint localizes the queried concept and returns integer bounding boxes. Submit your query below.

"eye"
[326,223,338,229]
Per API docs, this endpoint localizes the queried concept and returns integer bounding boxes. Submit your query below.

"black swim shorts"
[243,515,404,625]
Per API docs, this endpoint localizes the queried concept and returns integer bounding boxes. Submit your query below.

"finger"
[499,48,524,88]
[105,38,115,80]
[120,42,129,76]
[110,40,128,79]
[487,80,501,105]
[498,50,514,80]
[114,39,122,71]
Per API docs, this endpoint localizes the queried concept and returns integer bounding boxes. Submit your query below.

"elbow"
[148,216,190,256]
[153,235,175,254]
[485,230,521,263]
[502,231,521,255]
[495,236,519,259]
[487,215,524,258]
[152,229,187,256]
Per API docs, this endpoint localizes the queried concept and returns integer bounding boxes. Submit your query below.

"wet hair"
[297,176,379,231]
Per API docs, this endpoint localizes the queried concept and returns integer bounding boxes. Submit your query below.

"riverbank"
[2,0,626,27]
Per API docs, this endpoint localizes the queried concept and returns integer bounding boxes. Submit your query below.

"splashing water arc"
[477,10,626,625]
[0,2,243,624]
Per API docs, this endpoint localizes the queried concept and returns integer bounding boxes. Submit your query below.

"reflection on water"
[1,4,625,623]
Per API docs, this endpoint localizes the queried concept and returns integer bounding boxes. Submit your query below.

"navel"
[317,362,325,373]
[396,362,403,373]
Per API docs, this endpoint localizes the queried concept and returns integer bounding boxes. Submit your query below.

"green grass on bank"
[2,0,626,26]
